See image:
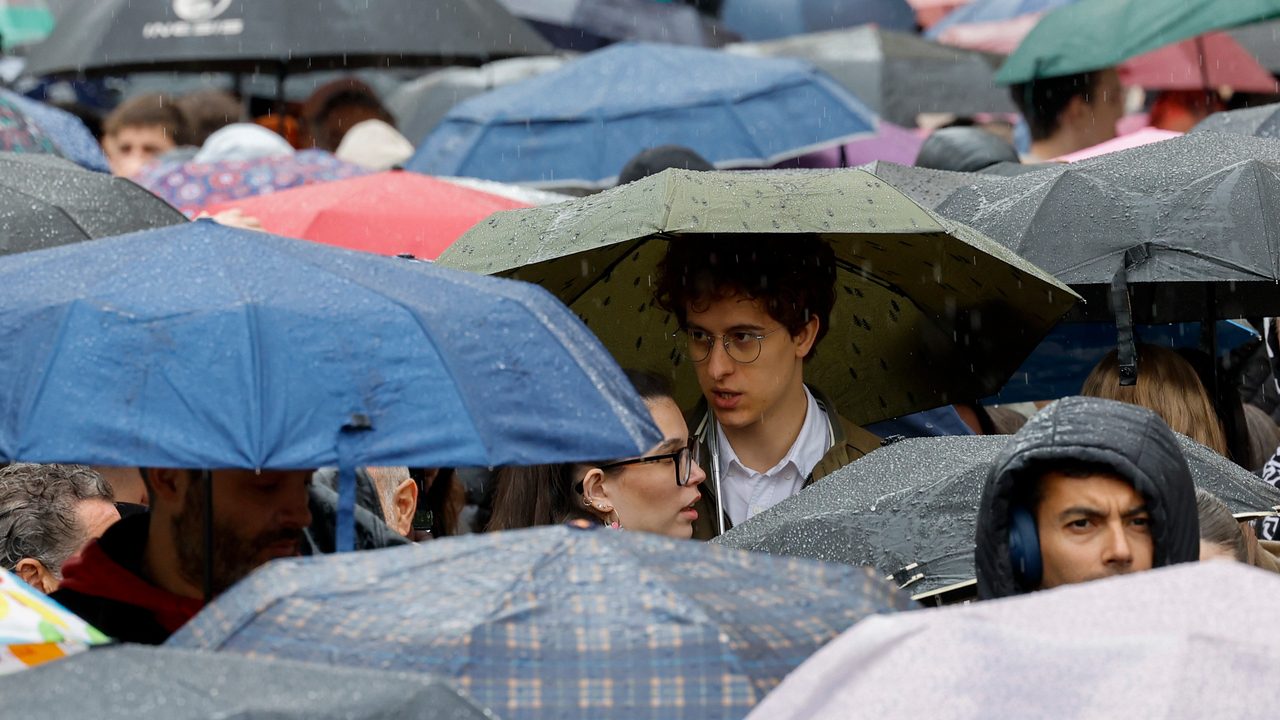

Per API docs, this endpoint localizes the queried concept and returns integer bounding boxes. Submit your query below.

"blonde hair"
[1081,344,1229,457]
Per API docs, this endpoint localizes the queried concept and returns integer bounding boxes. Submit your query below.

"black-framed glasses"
[677,327,785,364]
[598,439,701,486]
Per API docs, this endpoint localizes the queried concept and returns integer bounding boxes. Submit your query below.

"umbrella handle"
[1111,244,1150,387]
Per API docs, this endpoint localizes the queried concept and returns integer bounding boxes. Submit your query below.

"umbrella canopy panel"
[1195,102,1280,140]
[23,0,555,76]
[720,0,917,41]
[502,0,738,50]
[440,168,1077,427]
[1,89,110,172]
[716,434,1280,596]
[729,25,1015,127]
[0,152,186,256]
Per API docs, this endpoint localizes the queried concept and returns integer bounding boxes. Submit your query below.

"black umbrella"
[859,160,1008,210]
[23,0,553,77]
[1194,102,1280,140]
[933,132,1280,325]
[715,434,1280,600]
[1,645,498,720]
[502,0,738,50]
[0,153,186,256]
[728,25,1016,127]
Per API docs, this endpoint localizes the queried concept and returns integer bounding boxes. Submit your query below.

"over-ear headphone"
[1008,506,1043,589]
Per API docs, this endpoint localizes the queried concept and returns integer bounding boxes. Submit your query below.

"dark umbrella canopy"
[1,645,499,720]
[716,434,1280,598]
[934,132,1280,322]
[502,0,738,50]
[1194,102,1280,140]
[1230,20,1280,73]
[24,0,554,76]
[729,26,1016,127]
[0,152,186,256]
[170,524,914,720]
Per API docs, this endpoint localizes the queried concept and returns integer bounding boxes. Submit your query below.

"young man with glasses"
[655,237,882,539]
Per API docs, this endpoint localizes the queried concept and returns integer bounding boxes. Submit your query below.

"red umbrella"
[204,171,530,259]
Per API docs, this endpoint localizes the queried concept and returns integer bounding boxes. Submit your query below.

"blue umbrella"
[926,0,1076,40]
[719,0,916,42]
[169,524,915,720]
[405,42,881,189]
[0,220,659,549]
[0,89,109,173]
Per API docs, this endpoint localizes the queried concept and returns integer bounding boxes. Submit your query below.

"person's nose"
[1102,521,1134,566]
[706,338,734,380]
[686,458,707,488]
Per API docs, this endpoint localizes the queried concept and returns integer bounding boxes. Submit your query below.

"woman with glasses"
[487,370,706,538]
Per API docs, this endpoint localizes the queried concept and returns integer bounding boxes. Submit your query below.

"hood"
[914,126,1019,173]
[335,119,414,171]
[194,123,295,164]
[974,396,1199,600]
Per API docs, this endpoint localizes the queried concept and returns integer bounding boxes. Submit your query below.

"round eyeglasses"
[597,439,701,487]
[677,327,786,364]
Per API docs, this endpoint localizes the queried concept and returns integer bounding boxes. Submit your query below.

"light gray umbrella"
[1,645,499,720]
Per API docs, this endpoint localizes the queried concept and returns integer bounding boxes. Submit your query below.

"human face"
[1034,471,1153,590]
[684,294,815,432]
[103,125,176,178]
[604,398,706,538]
[1083,68,1124,146]
[172,470,312,596]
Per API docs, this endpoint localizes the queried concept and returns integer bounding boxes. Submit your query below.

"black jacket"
[974,396,1199,600]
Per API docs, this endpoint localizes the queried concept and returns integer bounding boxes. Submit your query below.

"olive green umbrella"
[439,169,1078,426]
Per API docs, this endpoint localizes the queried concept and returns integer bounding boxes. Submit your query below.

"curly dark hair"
[654,236,837,360]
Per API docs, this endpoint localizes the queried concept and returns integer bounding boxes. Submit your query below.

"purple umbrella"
[133,150,369,216]
[774,120,924,168]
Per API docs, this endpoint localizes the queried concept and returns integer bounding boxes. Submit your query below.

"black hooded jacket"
[974,396,1200,600]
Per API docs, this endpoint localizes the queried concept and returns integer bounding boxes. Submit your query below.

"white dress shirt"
[716,386,833,526]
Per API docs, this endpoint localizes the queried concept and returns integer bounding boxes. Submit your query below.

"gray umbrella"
[1,645,499,720]
[715,434,1280,599]
[0,152,186,256]
[24,0,553,76]
[858,160,1010,210]
[1230,20,1280,74]
[501,0,737,50]
[728,26,1015,127]
[933,132,1280,323]
[388,56,567,145]
[1194,101,1280,140]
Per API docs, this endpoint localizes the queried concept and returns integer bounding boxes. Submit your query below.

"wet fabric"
[0,152,186,256]
[720,0,916,41]
[975,396,1200,599]
[193,123,295,164]
[1,644,498,719]
[746,562,1280,720]
[0,220,660,470]
[0,95,59,156]
[728,26,1014,127]
[24,0,553,76]
[1,89,109,172]
[439,168,1077,427]
[0,567,107,675]
[716,424,1277,598]
[407,43,881,190]
[914,126,1019,172]
[1195,101,1280,139]
[502,0,737,50]
[169,524,915,720]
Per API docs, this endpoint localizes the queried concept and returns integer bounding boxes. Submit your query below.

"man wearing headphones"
[974,396,1200,599]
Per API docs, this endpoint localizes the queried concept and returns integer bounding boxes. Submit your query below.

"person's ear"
[1063,93,1093,126]
[146,467,187,510]
[579,467,613,519]
[13,558,56,594]
[793,314,820,358]
[389,478,418,538]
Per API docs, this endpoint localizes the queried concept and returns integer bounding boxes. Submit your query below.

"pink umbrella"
[934,12,1041,54]
[1054,127,1181,162]
[1120,32,1279,92]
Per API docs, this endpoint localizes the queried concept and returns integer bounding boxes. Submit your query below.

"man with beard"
[974,396,1199,599]
[51,468,312,644]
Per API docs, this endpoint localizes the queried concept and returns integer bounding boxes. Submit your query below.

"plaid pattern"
[171,526,915,720]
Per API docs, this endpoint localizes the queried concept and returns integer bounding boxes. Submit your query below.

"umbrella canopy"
[746,562,1280,720]
[24,0,554,76]
[405,43,883,190]
[996,0,1280,84]
[388,57,567,145]
[1118,32,1278,93]
[501,0,737,51]
[933,132,1280,322]
[437,168,1078,427]
[780,120,924,168]
[203,170,530,260]
[0,568,108,675]
[0,0,53,50]
[859,160,1008,209]
[1195,101,1280,139]
[133,150,369,217]
[0,94,58,156]
[1230,19,1280,73]
[719,0,916,41]
[0,219,659,470]
[716,434,1280,598]
[0,89,109,172]
[0,152,186,256]
[2,645,499,719]
[169,524,915,720]
[926,0,1074,53]
[727,26,1015,127]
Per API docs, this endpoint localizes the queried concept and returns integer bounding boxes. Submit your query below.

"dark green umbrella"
[438,168,1077,426]
[997,0,1280,83]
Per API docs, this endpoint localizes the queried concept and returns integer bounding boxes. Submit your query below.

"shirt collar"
[716,386,828,479]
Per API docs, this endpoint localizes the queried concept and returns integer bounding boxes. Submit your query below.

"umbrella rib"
[1,181,95,240]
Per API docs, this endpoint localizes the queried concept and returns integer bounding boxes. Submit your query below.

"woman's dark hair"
[654,236,837,360]
[485,369,675,532]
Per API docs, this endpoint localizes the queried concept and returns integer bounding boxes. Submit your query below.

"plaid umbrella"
[133,150,368,216]
[0,568,108,674]
[170,524,915,720]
